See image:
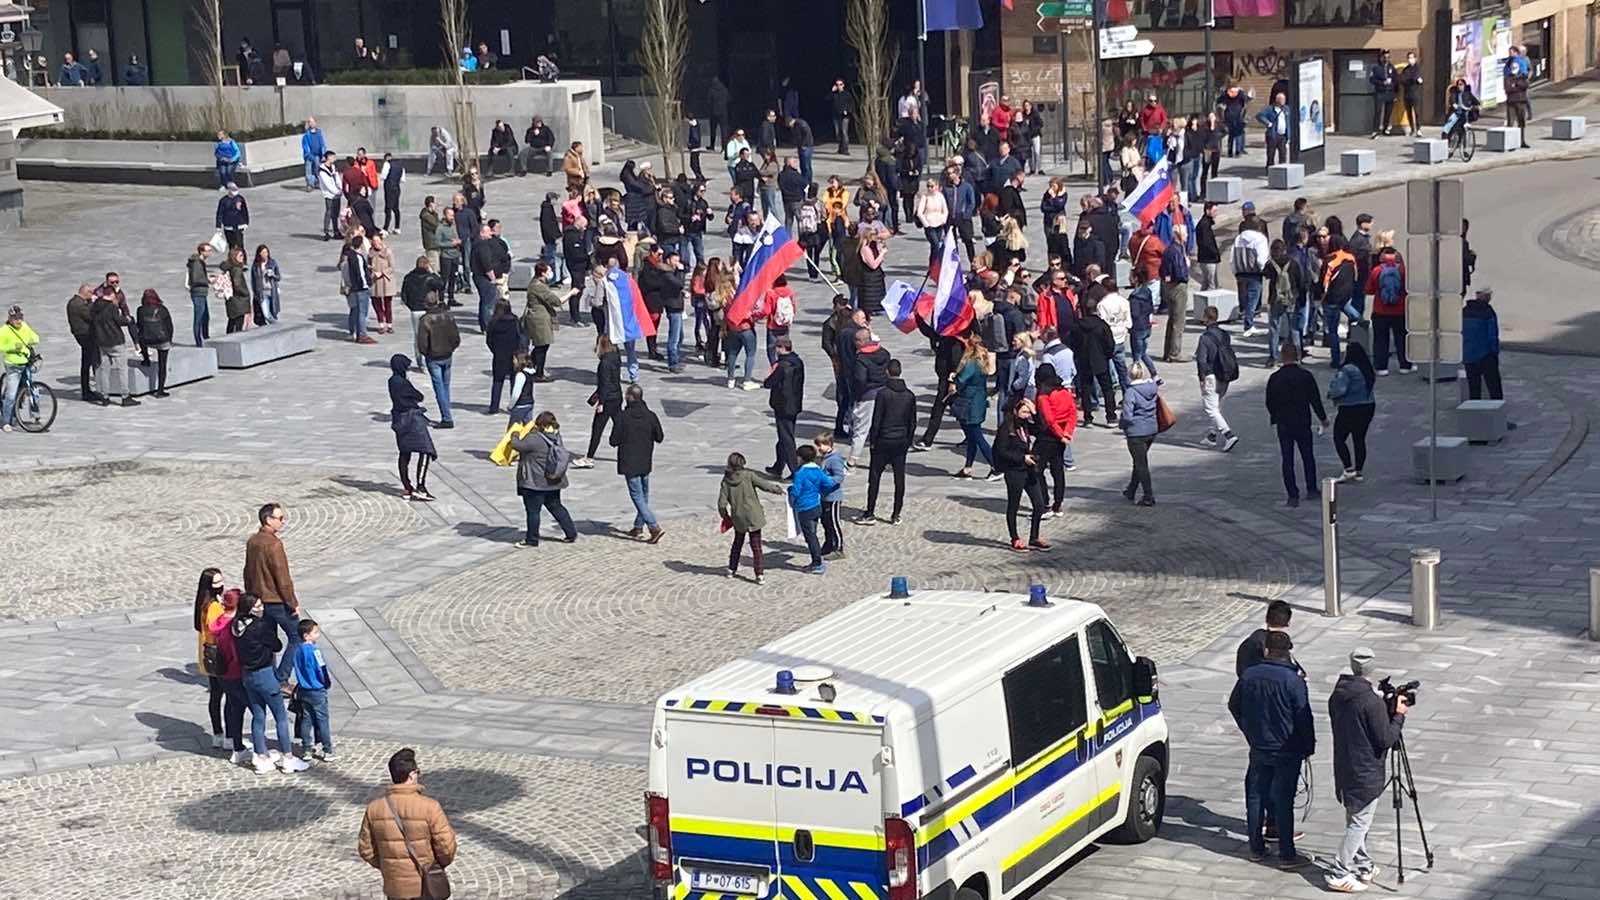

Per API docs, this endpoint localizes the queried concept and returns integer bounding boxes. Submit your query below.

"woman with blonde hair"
[953,334,1000,479]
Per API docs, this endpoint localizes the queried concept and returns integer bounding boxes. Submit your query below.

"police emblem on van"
[687,758,869,794]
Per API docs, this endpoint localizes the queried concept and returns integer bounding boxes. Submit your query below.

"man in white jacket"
[316,151,342,241]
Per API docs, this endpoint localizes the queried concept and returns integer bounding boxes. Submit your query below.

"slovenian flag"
[606,269,657,342]
[925,0,984,32]
[931,229,974,337]
[1124,156,1177,226]
[884,280,924,334]
[727,214,804,329]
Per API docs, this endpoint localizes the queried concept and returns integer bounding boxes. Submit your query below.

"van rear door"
[666,712,781,898]
[770,721,887,900]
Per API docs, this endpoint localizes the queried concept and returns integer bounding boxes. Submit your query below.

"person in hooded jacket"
[90,287,138,407]
[1033,362,1077,518]
[388,354,437,501]
[206,587,253,763]
[578,335,624,467]
[1119,361,1161,506]
[612,384,666,543]
[1075,296,1119,427]
[848,329,892,466]
[858,359,918,526]
[620,160,655,231]
[993,396,1047,550]
[762,336,805,478]
[510,411,579,547]
[718,451,785,583]
[134,289,175,398]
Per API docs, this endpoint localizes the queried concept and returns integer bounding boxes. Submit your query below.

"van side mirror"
[1132,656,1158,699]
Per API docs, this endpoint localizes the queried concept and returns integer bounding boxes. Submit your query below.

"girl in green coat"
[717,452,784,584]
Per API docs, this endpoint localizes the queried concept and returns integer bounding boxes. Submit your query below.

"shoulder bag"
[384,793,452,900]
[1154,394,1177,434]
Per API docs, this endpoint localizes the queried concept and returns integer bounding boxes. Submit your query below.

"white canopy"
[0,74,61,132]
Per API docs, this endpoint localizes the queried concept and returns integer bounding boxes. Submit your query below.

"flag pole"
[918,0,929,172]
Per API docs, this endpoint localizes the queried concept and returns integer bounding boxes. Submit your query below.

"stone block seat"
[126,346,217,395]
[1455,399,1508,444]
[1411,436,1469,483]
[207,321,317,369]
[1192,288,1239,323]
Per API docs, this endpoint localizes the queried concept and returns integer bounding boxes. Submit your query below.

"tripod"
[1387,735,1434,884]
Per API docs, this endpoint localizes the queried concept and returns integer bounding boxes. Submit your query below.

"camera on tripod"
[1379,677,1420,714]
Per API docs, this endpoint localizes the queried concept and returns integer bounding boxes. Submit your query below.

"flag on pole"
[606,269,657,342]
[930,229,974,337]
[1124,156,1177,226]
[1000,0,1014,9]
[726,214,804,329]
[925,0,985,32]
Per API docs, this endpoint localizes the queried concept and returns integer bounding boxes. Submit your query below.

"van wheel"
[955,888,985,900]
[1107,755,1164,844]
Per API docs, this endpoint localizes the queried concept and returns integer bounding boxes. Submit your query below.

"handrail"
[601,101,616,133]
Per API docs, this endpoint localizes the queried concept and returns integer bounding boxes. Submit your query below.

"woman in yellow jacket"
[193,567,228,750]
[822,176,852,274]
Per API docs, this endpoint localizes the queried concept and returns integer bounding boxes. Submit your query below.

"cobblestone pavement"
[3,132,1600,900]
[0,739,645,900]
[1541,203,1600,271]
[385,493,1305,703]
[0,460,423,620]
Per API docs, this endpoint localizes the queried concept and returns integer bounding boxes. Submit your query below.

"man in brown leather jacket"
[243,502,299,684]
[359,748,458,900]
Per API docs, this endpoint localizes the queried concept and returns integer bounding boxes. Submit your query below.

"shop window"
[1286,0,1383,28]
[1523,18,1552,84]
[1104,0,1234,31]
[1102,52,1234,120]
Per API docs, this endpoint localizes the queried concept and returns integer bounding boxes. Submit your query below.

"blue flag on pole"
[925,0,985,31]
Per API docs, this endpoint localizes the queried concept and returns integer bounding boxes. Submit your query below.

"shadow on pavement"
[134,711,222,758]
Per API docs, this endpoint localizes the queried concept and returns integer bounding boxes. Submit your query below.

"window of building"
[1523,18,1552,84]
[1106,0,1233,32]
[1002,636,1089,766]
[1085,620,1135,712]
[1102,52,1234,120]
[1286,0,1383,28]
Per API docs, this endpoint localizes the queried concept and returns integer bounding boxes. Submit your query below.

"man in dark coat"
[612,384,666,543]
[1326,648,1407,891]
[859,359,917,526]
[1368,50,1398,137]
[1228,631,1314,870]
[762,337,805,477]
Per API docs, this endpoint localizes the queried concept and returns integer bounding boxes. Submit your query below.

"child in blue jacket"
[815,431,847,559]
[787,445,840,574]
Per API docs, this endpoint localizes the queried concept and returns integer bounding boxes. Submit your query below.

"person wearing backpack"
[1264,238,1305,364]
[796,183,827,280]
[1328,342,1377,484]
[1195,305,1240,452]
[1365,240,1414,375]
[510,411,578,547]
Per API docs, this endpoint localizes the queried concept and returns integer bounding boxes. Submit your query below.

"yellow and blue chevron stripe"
[671,817,885,900]
[672,874,883,900]
[664,697,886,725]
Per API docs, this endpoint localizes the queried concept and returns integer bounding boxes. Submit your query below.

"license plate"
[689,868,764,895]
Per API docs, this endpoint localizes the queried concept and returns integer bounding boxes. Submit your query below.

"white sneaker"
[1325,874,1368,892]
[1221,433,1240,452]
[230,749,252,765]
[571,456,594,469]
[1378,368,1391,376]
[267,749,283,763]
[1242,327,1258,338]
[727,378,737,389]
[211,734,225,750]
[279,755,311,773]
[741,380,761,391]
[251,754,277,775]
[1201,432,1218,447]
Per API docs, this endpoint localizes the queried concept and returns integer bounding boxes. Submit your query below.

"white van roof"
[661,589,1106,727]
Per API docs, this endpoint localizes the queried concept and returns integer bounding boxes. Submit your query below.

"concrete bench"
[207,321,317,369]
[1267,163,1304,190]
[1340,149,1376,176]
[1206,177,1242,204]
[1413,139,1447,164]
[1484,127,1521,152]
[1455,399,1508,444]
[1553,116,1586,141]
[1192,288,1239,323]
[126,347,218,396]
[1412,436,1469,483]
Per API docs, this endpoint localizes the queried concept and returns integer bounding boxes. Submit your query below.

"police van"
[644,584,1168,900]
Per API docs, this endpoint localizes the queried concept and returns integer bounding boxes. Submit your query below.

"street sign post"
[1037,0,1093,30]
[1405,177,1465,522]
[1099,38,1154,59]
[1100,25,1138,42]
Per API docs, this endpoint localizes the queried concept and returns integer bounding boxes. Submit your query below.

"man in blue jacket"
[1256,92,1291,168]
[301,117,328,191]
[1228,630,1314,869]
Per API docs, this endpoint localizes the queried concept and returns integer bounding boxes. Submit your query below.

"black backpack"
[1216,332,1240,383]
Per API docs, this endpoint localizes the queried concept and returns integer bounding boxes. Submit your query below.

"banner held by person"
[930,229,974,337]
[606,268,657,342]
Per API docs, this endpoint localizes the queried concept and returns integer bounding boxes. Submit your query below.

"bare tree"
[846,0,898,172]
[190,0,230,131]
[439,0,479,172]
[640,0,689,176]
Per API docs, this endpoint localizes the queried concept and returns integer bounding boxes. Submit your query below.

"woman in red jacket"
[1033,362,1078,518]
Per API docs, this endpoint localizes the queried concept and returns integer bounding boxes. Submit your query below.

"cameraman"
[1227,631,1314,869]
[1326,647,1407,892]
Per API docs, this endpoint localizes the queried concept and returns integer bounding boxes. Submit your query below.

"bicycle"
[8,352,58,433]
[1442,107,1477,162]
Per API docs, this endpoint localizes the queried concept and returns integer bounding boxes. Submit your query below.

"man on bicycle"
[1442,77,1480,143]
[1,305,42,433]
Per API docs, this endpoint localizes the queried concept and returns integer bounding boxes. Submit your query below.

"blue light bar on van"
[775,670,797,694]
[890,576,910,599]
[1028,584,1050,607]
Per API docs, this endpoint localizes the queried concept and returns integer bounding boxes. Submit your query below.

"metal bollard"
[1323,477,1341,616]
[1411,548,1442,629]
[1590,569,1600,641]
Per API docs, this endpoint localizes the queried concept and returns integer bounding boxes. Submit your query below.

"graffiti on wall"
[1233,46,1288,80]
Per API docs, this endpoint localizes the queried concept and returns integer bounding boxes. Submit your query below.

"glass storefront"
[1523,17,1553,84]
[1103,0,1233,31]
[1101,52,1234,119]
